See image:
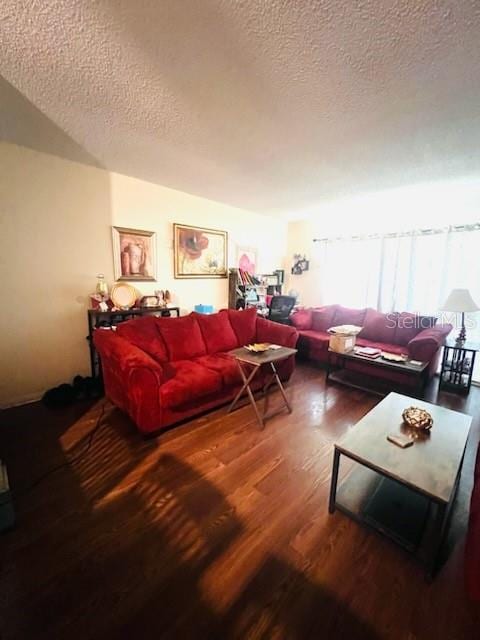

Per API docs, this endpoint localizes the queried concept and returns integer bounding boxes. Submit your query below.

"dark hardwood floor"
[1,362,479,639]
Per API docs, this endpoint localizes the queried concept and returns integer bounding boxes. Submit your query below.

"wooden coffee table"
[328,392,472,577]
[227,346,297,429]
[326,348,429,395]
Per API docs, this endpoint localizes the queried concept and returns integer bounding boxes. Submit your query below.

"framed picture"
[112,226,157,281]
[173,224,227,278]
[291,254,309,275]
[237,246,257,275]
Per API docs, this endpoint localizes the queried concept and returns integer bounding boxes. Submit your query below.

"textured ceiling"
[1,1,480,217]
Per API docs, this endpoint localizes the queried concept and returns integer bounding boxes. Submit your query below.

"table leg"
[326,350,331,383]
[328,447,341,513]
[427,501,449,580]
[269,362,292,414]
[228,361,264,429]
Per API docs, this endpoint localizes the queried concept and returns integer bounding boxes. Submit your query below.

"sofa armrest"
[93,330,165,384]
[407,324,452,362]
[93,330,166,432]
[255,317,298,348]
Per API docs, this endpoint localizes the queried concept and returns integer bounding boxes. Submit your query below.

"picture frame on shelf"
[173,223,228,278]
[112,226,157,281]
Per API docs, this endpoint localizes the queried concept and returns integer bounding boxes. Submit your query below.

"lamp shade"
[440,288,479,312]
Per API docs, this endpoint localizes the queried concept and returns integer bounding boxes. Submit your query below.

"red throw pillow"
[290,308,313,331]
[227,308,257,345]
[332,305,367,327]
[116,316,168,362]
[311,306,337,332]
[193,310,239,354]
[394,312,437,346]
[156,313,206,361]
[359,308,397,343]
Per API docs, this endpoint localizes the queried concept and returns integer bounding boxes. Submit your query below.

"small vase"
[95,274,108,300]
[127,243,143,275]
[121,251,130,276]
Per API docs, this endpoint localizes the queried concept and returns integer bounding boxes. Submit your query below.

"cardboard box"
[329,333,356,354]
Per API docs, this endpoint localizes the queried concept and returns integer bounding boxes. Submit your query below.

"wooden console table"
[87,306,180,379]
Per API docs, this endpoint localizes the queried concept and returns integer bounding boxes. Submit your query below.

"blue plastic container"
[194,304,214,314]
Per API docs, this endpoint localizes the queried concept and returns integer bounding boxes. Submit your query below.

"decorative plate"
[110,283,137,309]
[402,406,433,431]
[245,343,271,353]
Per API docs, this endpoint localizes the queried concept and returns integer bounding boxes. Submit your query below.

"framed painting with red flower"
[174,224,228,278]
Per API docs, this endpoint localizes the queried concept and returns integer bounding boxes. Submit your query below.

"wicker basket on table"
[402,406,433,431]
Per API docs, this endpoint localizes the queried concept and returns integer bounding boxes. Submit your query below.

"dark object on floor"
[72,375,103,400]
[42,376,103,408]
[42,383,77,408]
[0,461,15,532]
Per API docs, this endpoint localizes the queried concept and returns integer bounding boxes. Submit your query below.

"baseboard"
[0,393,43,410]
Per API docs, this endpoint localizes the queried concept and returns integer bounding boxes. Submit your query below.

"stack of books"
[237,269,260,286]
[355,346,382,359]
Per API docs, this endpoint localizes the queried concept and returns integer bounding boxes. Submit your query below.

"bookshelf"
[228,268,283,310]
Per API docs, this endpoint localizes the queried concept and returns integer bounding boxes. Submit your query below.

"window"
[315,224,480,379]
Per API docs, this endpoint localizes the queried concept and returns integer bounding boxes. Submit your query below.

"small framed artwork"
[112,226,157,281]
[174,224,228,278]
[291,254,309,275]
[237,246,257,275]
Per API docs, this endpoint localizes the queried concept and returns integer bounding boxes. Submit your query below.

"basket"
[402,406,433,431]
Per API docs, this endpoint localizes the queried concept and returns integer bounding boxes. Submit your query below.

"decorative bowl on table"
[245,343,271,353]
[402,406,433,431]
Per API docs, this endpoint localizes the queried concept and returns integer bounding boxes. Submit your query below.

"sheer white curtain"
[317,225,480,377]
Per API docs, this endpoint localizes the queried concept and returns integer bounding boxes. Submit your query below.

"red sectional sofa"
[466,444,480,600]
[290,305,452,388]
[94,308,298,435]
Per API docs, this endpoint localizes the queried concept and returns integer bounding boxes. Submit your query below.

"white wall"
[110,172,286,309]
[0,142,287,407]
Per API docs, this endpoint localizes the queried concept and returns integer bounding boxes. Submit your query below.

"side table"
[439,339,479,394]
[227,346,297,429]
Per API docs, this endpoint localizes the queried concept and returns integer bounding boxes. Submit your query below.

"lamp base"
[456,325,466,346]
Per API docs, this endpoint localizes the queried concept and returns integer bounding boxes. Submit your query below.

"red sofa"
[290,305,452,388]
[94,308,298,435]
[466,444,480,600]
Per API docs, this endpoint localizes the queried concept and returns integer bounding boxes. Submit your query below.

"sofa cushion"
[297,329,330,362]
[193,310,238,354]
[156,314,206,361]
[311,306,337,332]
[394,312,437,346]
[358,308,397,343]
[115,316,168,363]
[195,354,242,386]
[227,308,257,345]
[159,360,223,409]
[290,308,313,331]
[298,329,330,346]
[333,305,367,327]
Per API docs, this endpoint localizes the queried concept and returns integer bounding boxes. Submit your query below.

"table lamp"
[440,288,479,344]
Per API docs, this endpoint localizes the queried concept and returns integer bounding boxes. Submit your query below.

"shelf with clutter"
[228,268,284,311]
[90,274,175,312]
